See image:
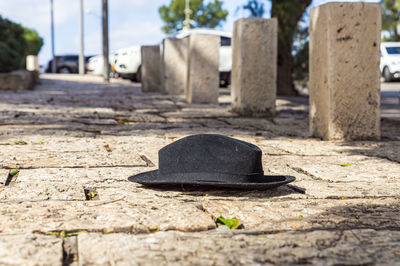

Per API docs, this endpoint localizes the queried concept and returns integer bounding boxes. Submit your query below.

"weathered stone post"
[309,2,381,140]
[186,34,220,104]
[162,38,188,95]
[231,18,278,117]
[26,55,39,71]
[141,45,162,93]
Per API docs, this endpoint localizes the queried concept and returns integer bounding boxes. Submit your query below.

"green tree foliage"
[0,42,23,72]
[240,0,311,95]
[241,0,265,18]
[382,0,400,41]
[0,16,43,72]
[23,28,44,56]
[159,0,228,34]
[0,16,26,72]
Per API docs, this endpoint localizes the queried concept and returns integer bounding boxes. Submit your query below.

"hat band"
[158,171,265,184]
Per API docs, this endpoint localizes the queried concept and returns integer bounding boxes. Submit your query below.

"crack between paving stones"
[62,236,78,266]
[288,165,329,182]
[36,127,102,134]
[139,155,155,167]
[0,164,146,169]
[169,99,183,111]
[4,169,19,186]
[287,165,397,184]
[1,195,397,204]
[33,226,400,239]
[265,153,346,157]
[0,199,88,203]
[215,118,233,126]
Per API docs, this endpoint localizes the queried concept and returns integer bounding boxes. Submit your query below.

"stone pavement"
[0,74,399,265]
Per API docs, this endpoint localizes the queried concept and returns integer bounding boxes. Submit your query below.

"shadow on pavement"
[136,183,304,199]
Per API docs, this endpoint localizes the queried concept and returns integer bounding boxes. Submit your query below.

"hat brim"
[128,170,295,189]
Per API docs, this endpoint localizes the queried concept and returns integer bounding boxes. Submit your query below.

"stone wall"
[0,70,39,91]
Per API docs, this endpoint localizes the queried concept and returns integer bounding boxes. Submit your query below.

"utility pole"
[183,0,191,31]
[50,0,56,73]
[102,0,109,82]
[79,0,85,75]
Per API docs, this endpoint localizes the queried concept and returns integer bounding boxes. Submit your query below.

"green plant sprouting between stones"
[215,216,240,229]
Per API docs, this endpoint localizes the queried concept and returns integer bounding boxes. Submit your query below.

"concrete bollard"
[162,38,188,95]
[26,55,39,71]
[186,34,220,104]
[231,18,277,117]
[309,2,381,140]
[141,45,162,93]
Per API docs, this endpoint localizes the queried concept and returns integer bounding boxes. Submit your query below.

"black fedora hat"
[128,134,295,189]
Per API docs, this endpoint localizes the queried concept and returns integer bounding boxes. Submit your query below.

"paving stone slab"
[0,182,85,201]
[340,141,400,163]
[0,233,63,266]
[163,108,235,119]
[289,155,400,181]
[8,167,146,186]
[265,139,355,156]
[203,198,400,232]
[266,139,400,162]
[259,154,400,198]
[0,168,9,185]
[0,166,158,202]
[0,196,216,234]
[0,137,147,169]
[78,230,400,265]
[220,117,309,138]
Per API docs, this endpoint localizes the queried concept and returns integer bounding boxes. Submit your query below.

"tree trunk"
[271,0,311,96]
[394,23,400,41]
[277,44,296,96]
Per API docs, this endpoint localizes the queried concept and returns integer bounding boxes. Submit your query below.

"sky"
[0,0,379,66]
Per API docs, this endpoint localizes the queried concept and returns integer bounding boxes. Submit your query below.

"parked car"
[113,46,142,81]
[86,54,117,77]
[45,55,92,73]
[113,29,232,86]
[380,42,400,82]
[174,28,232,87]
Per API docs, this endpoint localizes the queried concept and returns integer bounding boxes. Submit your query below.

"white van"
[114,46,142,81]
[380,42,400,82]
[174,28,232,87]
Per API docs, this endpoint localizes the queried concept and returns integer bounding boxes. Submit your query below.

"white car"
[114,46,142,81]
[174,28,232,87]
[380,42,400,82]
[86,54,117,76]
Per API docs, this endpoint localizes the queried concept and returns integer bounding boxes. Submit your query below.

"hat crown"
[158,134,263,176]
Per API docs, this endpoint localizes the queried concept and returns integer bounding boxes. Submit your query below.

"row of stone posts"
[141,2,381,141]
